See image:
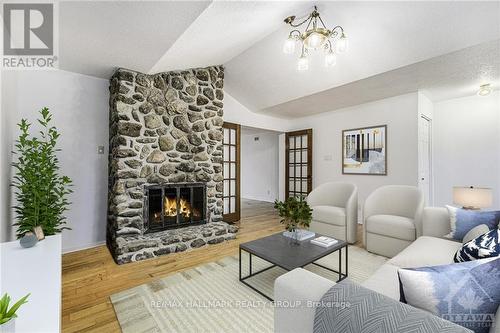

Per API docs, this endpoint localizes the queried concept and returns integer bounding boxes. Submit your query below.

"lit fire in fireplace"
[164,196,192,217]
[152,195,201,222]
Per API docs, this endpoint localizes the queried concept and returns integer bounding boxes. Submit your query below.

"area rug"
[111,246,387,333]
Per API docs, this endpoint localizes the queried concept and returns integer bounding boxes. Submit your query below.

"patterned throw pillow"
[454,228,500,263]
[398,258,500,333]
[445,205,500,241]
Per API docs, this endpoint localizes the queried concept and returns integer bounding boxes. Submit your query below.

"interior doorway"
[240,126,281,205]
[285,129,313,199]
[222,122,241,223]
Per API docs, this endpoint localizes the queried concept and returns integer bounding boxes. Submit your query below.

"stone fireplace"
[107,66,238,264]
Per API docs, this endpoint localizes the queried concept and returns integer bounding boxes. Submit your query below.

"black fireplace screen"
[144,183,206,233]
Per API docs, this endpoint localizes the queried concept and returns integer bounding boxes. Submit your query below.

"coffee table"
[239,232,348,301]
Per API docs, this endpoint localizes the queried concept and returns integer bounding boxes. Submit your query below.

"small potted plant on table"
[274,196,313,245]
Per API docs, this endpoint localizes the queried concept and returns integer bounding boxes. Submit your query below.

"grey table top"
[240,232,348,271]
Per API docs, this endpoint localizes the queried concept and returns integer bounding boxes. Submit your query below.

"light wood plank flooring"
[62,200,363,332]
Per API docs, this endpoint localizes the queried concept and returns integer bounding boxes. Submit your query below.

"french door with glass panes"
[222,122,241,223]
[286,129,313,199]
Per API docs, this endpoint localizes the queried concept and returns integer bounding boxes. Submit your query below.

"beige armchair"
[306,182,358,243]
[363,185,424,258]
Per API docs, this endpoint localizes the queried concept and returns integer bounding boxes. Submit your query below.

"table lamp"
[453,186,492,210]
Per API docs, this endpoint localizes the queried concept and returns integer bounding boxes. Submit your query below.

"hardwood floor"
[62,200,364,332]
[62,200,282,332]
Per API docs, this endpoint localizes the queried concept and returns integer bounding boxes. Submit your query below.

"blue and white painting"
[343,125,386,175]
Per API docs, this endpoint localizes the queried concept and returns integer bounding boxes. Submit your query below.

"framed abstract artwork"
[342,125,387,175]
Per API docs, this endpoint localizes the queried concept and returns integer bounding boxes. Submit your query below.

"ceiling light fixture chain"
[283,5,348,71]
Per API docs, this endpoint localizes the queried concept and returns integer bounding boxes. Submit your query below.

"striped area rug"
[111,246,387,333]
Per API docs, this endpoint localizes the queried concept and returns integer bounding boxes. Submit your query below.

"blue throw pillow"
[454,228,500,263]
[398,258,500,333]
[445,205,500,241]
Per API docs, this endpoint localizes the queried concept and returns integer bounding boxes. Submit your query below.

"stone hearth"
[107,66,238,264]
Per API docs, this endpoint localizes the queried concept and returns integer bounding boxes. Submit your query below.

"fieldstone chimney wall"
[107,66,237,264]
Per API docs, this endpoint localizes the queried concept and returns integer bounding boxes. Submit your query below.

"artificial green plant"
[12,107,73,238]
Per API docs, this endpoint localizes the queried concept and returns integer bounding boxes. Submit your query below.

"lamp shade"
[453,186,492,209]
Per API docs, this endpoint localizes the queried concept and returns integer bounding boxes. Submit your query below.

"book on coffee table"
[311,236,338,248]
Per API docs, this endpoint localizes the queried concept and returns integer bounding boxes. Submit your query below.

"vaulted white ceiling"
[58,1,500,118]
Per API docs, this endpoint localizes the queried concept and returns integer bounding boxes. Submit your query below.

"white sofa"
[274,207,500,333]
[307,182,358,244]
[364,185,424,257]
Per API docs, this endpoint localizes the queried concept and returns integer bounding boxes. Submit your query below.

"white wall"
[288,93,420,204]
[224,92,293,132]
[241,129,280,202]
[433,91,500,208]
[1,70,109,252]
[0,69,7,242]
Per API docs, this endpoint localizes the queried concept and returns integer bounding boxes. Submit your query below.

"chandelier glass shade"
[283,6,348,70]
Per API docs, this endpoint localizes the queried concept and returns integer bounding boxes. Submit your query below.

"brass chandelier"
[283,6,348,71]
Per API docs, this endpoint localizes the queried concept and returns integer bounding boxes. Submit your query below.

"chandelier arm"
[304,17,313,32]
[288,13,313,28]
[288,30,302,39]
[330,25,345,37]
[317,15,329,30]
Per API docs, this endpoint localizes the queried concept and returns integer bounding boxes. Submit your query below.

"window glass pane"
[230,146,236,161]
[302,181,308,193]
[230,197,236,213]
[295,165,301,178]
[230,163,236,178]
[302,150,308,163]
[230,180,236,196]
[223,163,229,179]
[296,151,301,163]
[302,165,308,177]
[224,146,229,161]
[230,129,236,144]
[224,180,229,196]
[289,166,294,177]
[296,136,302,149]
[223,128,229,144]
[223,198,229,214]
[289,180,294,191]
[288,192,294,198]
[289,152,294,163]
[289,136,294,148]
[302,135,308,147]
[295,180,302,193]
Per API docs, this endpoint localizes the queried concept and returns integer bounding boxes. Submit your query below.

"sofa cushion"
[366,214,416,241]
[314,279,473,333]
[454,228,500,263]
[398,258,500,333]
[311,205,345,226]
[362,263,401,300]
[388,236,461,268]
[445,206,500,241]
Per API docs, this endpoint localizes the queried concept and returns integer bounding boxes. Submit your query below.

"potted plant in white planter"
[11,107,73,241]
[274,197,313,244]
[0,293,29,333]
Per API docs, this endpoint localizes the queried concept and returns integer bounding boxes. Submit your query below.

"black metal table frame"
[238,244,348,301]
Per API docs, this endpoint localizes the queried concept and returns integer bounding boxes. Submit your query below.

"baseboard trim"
[241,196,276,203]
[63,241,106,254]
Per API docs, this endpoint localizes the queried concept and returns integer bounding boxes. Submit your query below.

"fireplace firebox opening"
[144,183,206,233]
